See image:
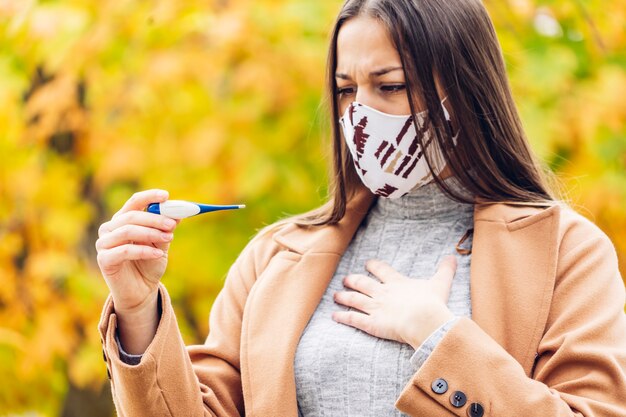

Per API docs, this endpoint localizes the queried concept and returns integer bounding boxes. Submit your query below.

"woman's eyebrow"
[370,66,404,77]
[335,66,404,80]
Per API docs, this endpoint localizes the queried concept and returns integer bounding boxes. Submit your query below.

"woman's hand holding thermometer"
[95,189,244,355]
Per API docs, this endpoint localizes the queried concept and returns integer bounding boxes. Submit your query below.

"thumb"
[430,255,457,302]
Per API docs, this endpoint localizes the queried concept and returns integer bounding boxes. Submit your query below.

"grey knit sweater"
[294,178,474,417]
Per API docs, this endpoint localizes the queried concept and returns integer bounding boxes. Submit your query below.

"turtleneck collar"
[371,176,474,221]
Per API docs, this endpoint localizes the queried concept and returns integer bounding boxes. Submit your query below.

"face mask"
[339,99,455,199]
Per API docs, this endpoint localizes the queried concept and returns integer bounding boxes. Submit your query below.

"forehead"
[336,16,402,72]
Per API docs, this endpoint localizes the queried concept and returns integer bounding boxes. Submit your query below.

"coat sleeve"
[98,241,263,417]
[395,228,626,416]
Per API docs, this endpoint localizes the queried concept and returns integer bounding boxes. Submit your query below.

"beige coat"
[99,190,626,416]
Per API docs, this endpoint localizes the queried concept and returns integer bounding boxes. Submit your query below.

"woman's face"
[335,16,443,117]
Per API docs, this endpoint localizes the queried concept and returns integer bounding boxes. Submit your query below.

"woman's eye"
[336,87,356,97]
[381,84,406,93]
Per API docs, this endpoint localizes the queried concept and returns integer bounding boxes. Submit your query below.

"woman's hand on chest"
[332,256,457,349]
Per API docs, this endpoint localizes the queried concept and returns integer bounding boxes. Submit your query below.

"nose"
[354,88,374,109]
[339,88,376,116]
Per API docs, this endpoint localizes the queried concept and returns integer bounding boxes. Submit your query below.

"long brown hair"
[295,0,557,226]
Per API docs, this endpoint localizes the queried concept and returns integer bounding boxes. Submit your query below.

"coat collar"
[272,188,376,255]
[243,187,561,417]
[272,188,559,255]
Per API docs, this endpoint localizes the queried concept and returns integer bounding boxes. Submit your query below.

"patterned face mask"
[339,99,454,199]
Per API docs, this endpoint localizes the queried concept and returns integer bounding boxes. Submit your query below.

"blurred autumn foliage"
[0,0,624,415]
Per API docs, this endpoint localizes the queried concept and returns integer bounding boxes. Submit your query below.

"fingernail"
[163,219,176,228]
[157,190,168,200]
[153,248,164,256]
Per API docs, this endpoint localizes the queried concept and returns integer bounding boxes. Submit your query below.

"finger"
[333,290,374,313]
[113,189,169,219]
[342,274,380,297]
[365,259,401,283]
[96,224,173,251]
[97,244,164,269]
[430,255,457,301]
[104,211,177,236]
[332,310,372,334]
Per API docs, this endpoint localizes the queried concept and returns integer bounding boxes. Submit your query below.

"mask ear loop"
[441,96,451,120]
[455,228,473,255]
[439,96,460,147]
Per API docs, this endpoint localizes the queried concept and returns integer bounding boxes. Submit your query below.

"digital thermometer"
[147,200,245,219]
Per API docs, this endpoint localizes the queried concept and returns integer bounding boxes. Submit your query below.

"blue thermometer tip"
[197,203,246,214]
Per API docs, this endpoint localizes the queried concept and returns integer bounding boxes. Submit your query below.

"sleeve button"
[450,390,467,408]
[467,402,484,417]
[431,378,448,394]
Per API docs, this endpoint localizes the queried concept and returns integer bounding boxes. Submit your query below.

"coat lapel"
[242,251,343,416]
[242,190,375,417]
[243,189,561,416]
[471,202,561,374]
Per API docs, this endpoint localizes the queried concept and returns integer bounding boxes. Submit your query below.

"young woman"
[95,1,626,416]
